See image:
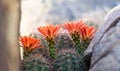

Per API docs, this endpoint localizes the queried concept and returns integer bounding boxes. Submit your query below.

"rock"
[86,5,120,71]
[20,0,119,35]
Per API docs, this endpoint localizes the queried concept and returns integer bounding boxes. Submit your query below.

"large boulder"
[86,5,120,71]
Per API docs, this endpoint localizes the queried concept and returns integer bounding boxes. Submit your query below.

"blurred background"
[20,0,120,36]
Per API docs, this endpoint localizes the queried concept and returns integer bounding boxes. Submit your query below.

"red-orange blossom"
[80,25,96,41]
[20,36,41,51]
[38,25,60,39]
[63,20,84,33]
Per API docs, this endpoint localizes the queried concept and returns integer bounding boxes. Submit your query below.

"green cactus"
[22,58,49,71]
[30,34,50,60]
[71,32,83,54]
[23,33,89,71]
[46,37,56,59]
[32,33,56,59]
[55,33,74,50]
[54,52,84,71]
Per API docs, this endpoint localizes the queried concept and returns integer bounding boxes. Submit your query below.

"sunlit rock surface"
[86,5,120,71]
[20,0,120,35]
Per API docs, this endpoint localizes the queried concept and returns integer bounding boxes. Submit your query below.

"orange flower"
[20,36,41,50]
[38,25,60,39]
[80,25,96,41]
[63,20,84,33]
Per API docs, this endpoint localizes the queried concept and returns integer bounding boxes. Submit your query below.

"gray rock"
[86,5,120,71]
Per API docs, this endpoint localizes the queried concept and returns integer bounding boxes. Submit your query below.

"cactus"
[30,34,50,60]
[20,21,96,71]
[71,32,84,54]
[37,25,60,59]
[54,52,84,71]
[22,58,49,71]
[55,33,74,51]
